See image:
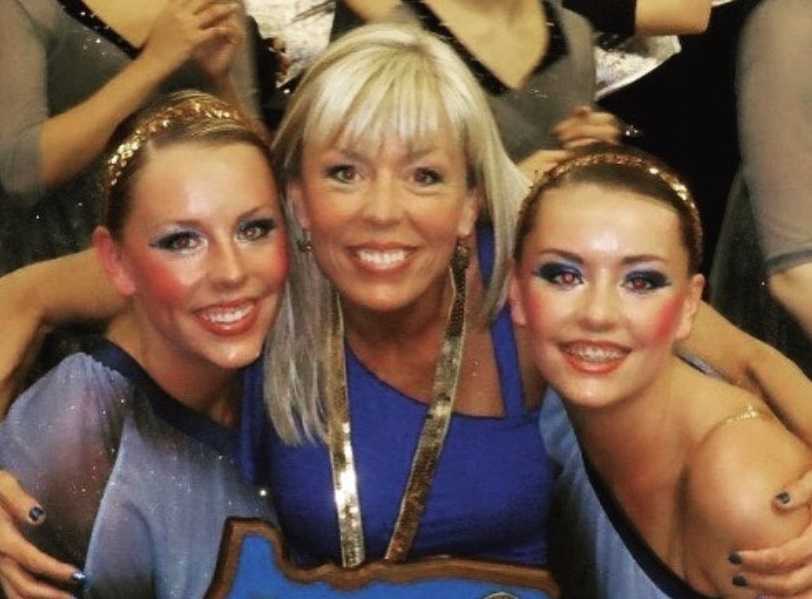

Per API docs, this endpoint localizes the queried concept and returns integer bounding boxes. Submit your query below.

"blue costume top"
[243,226,555,567]
[0,340,276,598]
[541,390,714,599]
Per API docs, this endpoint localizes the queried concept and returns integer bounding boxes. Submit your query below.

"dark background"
[599,0,761,276]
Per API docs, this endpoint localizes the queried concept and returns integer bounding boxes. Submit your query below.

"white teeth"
[564,344,626,362]
[356,248,407,266]
[200,304,252,324]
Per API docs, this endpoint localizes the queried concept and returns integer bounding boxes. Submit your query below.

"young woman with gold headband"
[511,144,812,598]
[1,22,812,598]
[0,91,286,598]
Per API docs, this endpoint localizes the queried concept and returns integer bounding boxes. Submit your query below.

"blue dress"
[242,226,556,567]
[0,340,276,598]
[540,391,715,599]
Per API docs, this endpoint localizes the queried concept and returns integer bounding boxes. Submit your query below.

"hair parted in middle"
[266,22,529,443]
[514,143,704,273]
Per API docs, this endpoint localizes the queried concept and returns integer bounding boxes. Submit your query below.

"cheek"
[521,281,568,339]
[130,251,202,308]
[645,294,686,345]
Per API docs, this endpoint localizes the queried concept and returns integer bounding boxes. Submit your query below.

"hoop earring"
[297,230,312,253]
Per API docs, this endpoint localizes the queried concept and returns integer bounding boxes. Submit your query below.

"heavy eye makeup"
[150,228,204,253]
[622,269,671,293]
[534,262,584,288]
[237,217,277,242]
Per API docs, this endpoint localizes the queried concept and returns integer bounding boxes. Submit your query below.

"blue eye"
[151,230,203,253]
[535,262,583,287]
[623,270,670,293]
[326,164,358,183]
[238,218,276,242]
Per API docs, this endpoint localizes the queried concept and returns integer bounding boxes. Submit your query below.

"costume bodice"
[250,226,555,566]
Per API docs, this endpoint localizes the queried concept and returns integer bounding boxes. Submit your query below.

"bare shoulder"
[681,383,812,593]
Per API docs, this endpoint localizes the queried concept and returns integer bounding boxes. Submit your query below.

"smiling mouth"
[353,248,411,271]
[195,301,258,335]
[560,341,629,373]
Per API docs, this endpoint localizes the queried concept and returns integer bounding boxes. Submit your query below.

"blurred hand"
[140,0,241,76]
[552,105,622,149]
[194,9,245,83]
[0,473,79,598]
[729,469,812,597]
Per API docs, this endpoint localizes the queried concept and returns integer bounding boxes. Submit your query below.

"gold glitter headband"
[105,95,250,190]
[516,150,703,267]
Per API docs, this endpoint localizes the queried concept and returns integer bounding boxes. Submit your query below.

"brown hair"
[102,90,269,238]
[514,144,703,273]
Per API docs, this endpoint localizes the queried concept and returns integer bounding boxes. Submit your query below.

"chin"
[203,342,265,371]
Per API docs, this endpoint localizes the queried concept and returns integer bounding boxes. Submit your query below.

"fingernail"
[728,551,742,565]
[71,571,87,587]
[29,506,45,523]
[775,491,791,505]
[732,574,748,587]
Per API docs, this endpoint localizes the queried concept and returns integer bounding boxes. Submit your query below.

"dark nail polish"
[71,571,87,587]
[28,506,45,523]
[775,491,791,505]
[728,551,742,565]
[732,575,748,587]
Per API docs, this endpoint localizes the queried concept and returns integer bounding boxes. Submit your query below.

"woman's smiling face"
[289,127,478,314]
[511,182,704,409]
[105,142,289,374]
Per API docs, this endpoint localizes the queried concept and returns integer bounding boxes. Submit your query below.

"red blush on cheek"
[653,294,685,343]
[134,253,202,306]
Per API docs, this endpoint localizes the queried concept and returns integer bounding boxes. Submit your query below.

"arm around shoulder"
[683,414,812,596]
[0,249,125,415]
[678,301,812,444]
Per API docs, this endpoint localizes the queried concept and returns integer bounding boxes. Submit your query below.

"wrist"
[7,262,51,332]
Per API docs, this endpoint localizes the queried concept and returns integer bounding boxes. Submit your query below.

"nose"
[577,277,620,331]
[360,174,404,225]
[209,240,248,288]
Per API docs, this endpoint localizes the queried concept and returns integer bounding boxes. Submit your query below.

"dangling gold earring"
[297,230,312,253]
[452,238,470,275]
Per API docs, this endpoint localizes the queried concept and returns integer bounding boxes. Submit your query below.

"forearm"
[635,0,711,35]
[680,302,812,444]
[38,55,176,190]
[26,249,124,328]
[768,263,812,342]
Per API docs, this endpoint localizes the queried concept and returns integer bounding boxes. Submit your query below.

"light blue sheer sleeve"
[0,352,134,565]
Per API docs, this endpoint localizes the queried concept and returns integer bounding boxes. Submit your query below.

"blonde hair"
[266,22,528,443]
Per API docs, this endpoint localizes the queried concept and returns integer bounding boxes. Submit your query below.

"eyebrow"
[332,145,439,163]
[536,248,667,265]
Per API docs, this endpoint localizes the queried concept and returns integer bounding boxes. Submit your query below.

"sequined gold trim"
[326,246,469,567]
[722,403,763,425]
[105,95,249,189]
[385,248,468,562]
[517,150,703,266]
[326,293,366,567]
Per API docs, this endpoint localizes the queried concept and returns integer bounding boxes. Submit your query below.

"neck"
[110,308,239,427]
[424,0,532,23]
[566,357,686,494]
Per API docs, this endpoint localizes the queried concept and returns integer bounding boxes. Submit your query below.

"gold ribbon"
[326,246,469,567]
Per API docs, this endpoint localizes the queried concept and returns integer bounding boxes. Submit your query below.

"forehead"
[528,183,685,257]
[130,142,279,218]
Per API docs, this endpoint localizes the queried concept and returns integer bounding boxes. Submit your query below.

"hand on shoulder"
[681,393,812,596]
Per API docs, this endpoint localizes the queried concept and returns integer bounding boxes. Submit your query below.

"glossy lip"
[559,340,630,375]
[347,243,416,274]
[194,298,261,337]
